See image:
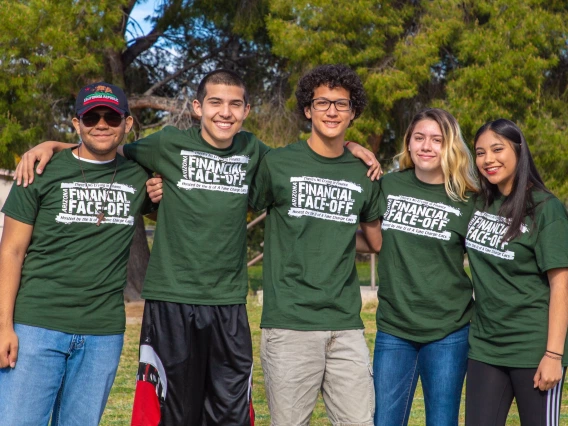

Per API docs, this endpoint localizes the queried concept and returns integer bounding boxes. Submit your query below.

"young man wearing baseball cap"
[0,82,153,425]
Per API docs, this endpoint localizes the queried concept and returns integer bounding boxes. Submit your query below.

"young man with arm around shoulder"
[0,83,152,426]
[249,64,382,425]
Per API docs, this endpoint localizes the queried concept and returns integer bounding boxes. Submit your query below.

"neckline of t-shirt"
[196,128,236,153]
[300,139,349,163]
[62,149,120,170]
[72,150,115,164]
[409,168,446,191]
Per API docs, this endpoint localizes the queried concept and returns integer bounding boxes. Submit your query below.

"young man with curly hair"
[249,64,382,425]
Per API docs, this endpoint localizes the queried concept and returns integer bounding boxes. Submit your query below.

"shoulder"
[380,169,411,186]
[263,141,301,160]
[533,190,567,221]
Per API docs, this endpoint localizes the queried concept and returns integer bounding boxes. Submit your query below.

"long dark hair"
[473,119,550,242]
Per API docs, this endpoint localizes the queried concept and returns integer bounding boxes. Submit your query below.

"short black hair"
[295,64,367,125]
[196,69,249,105]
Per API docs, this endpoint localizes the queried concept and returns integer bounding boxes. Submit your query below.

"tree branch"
[128,95,199,119]
[122,28,164,68]
[142,41,232,96]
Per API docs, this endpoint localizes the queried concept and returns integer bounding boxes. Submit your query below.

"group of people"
[0,63,565,426]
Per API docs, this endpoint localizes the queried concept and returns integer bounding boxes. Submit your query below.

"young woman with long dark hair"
[465,119,568,425]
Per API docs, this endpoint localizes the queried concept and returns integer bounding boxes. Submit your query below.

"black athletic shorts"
[131,301,254,426]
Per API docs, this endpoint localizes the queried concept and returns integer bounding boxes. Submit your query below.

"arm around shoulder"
[15,141,77,187]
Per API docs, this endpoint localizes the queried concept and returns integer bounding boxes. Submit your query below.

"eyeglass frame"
[310,97,353,112]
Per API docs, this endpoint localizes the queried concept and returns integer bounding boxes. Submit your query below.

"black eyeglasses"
[80,112,125,127]
[311,98,353,112]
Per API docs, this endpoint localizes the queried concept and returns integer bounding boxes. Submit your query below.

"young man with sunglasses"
[0,82,153,425]
[249,64,382,425]
[13,70,380,425]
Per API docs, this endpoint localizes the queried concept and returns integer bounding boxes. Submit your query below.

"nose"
[484,151,495,164]
[421,138,433,151]
[325,102,339,116]
[95,117,110,128]
[219,103,231,117]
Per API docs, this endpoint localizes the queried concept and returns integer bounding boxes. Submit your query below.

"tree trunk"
[124,215,150,301]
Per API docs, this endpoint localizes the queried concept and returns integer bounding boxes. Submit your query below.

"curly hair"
[295,64,367,125]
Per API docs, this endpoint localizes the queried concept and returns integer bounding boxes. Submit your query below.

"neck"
[497,183,512,196]
[307,133,345,158]
[201,132,233,150]
[414,167,444,185]
[76,144,117,162]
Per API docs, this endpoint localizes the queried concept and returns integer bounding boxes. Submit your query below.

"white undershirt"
[72,149,115,164]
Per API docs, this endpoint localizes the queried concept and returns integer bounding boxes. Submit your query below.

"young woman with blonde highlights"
[371,108,477,426]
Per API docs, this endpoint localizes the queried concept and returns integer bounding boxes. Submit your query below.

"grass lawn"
[101,267,567,425]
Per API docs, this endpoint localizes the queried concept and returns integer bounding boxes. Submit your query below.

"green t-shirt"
[376,169,474,342]
[466,190,568,367]
[2,149,151,335]
[249,140,381,331]
[122,126,270,305]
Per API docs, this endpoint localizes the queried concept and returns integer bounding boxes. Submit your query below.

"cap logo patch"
[83,92,119,106]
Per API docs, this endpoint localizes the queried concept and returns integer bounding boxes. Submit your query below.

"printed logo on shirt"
[288,176,362,224]
[465,211,528,260]
[177,150,249,194]
[382,195,461,240]
[56,182,136,225]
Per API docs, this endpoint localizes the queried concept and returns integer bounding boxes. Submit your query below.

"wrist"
[544,352,563,361]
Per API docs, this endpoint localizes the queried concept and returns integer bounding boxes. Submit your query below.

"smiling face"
[192,83,250,149]
[72,106,133,161]
[475,130,518,195]
[304,85,355,145]
[408,119,444,183]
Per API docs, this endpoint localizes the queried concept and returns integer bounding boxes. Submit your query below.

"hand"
[14,142,59,187]
[345,142,383,180]
[533,355,563,391]
[146,174,163,203]
[0,327,18,369]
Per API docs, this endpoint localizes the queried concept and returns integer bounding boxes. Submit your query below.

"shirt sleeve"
[376,175,388,219]
[248,154,273,212]
[535,198,568,272]
[122,128,165,172]
[360,178,381,223]
[257,138,272,160]
[1,181,41,225]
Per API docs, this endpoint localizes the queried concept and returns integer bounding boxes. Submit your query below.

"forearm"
[546,268,568,355]
[0,251,25,330]
[45,141,78,152]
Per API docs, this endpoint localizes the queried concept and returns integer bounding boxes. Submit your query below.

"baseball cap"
[75,82,130,116]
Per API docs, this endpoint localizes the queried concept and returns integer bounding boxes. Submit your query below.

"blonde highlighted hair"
[395,108,478,201]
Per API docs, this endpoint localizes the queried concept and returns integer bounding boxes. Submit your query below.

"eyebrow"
[207,97,244,103]
[413,132,443,137]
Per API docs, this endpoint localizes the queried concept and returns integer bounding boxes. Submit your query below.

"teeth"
[486,167,499,172]
[216,122,231,129]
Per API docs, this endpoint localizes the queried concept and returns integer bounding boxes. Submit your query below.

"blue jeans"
[0,324,123,426]
[373,325,469,426]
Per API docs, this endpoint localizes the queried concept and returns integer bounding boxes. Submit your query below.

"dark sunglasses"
[80,112,125,127]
